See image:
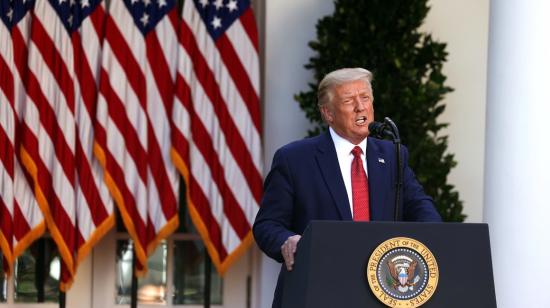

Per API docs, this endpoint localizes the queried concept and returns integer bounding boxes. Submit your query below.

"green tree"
[295,0,465,221]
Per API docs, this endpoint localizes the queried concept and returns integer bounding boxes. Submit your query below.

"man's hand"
[281,235,302,271]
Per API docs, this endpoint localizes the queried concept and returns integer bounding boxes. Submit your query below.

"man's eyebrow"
[340,90,369,96]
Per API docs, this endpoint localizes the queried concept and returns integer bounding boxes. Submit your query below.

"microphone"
[369,118,403,221]
[368,121,394,138]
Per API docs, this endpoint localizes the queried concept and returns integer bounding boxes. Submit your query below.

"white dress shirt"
[329,128,368,218]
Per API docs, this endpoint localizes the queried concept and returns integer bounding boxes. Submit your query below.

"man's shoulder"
[277,133,326,155]
[368,136,408,153]
[368,136,393,149]
[279,133,330,152]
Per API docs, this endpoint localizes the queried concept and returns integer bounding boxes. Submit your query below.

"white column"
[484,1,550,307]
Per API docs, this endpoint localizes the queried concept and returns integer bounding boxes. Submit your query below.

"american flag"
[2,0,260,284]
[95,0,179,273]
[15,0,113,290]
[0,0,45,277]
[173,0,262,274]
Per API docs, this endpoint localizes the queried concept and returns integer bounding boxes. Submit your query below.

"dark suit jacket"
[253,131,441,307]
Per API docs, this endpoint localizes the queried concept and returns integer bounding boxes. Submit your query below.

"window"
[113,182,223,306]
[13,238,59,303]
[1,253,6,302]
[116,240,168,305]
[113,237,223,306]
[0,238,61,305]
[173,240,222,305]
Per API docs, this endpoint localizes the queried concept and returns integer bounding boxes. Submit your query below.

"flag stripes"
[179,20,262,205]
[172,0,262,274]
[0,12,15,275]
[96,0,179,273]
[15,0,114,289]
[0,0,46,277]
[72,3,114,267]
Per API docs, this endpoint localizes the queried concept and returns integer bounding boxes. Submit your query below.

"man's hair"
[317,68,373,107]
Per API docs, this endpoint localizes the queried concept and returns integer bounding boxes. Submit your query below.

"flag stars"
[124,0,172,34]
[211,15,221,29]
[199,0,208,8]
[59,0,67,4]
[140,12,149,25]
[226,0,237,12]
[7,8,13,21]
[213,0,223,10]
[81,0,90,8]
[70,0,75,6]
[67,14,73,26]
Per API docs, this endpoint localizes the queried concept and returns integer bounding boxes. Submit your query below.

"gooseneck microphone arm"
[368,117,403,221]
[383,117,402,221]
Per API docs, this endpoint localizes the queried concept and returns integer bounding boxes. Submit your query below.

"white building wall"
[422,0,490,223]
[254,1,336,307]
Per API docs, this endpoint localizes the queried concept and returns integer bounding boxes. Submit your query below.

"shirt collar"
[329,127,367,156]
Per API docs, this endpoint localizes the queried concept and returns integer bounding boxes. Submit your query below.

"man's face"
[320,80,374,145]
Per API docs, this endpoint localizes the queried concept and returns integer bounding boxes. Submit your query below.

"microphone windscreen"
[368,121,385,134]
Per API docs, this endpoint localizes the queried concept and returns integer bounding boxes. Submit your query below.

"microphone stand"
[383,117,402,221]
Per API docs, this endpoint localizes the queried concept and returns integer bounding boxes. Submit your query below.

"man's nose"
[354,97,365,111]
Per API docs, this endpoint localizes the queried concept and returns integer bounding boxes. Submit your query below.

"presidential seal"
[366,237,438,307]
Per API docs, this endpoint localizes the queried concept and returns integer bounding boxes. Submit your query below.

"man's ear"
[320,105,333,123]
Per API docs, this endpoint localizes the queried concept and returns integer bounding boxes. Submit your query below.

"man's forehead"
[335,81,372,95]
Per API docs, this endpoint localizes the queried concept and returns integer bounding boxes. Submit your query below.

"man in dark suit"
[253,68,441,307]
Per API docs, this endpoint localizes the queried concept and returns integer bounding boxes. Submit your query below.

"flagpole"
[36,239,45,303]
[131,248,138,308]
[59,290,65,308]
[204,255,211,308]
[58,252,65,308]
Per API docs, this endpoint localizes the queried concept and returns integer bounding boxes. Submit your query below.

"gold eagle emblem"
[387,256,420,292]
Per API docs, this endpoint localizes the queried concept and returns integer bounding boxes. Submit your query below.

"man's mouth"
[355,116,367,125]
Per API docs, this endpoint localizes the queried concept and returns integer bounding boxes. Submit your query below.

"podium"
[281,221,496,308]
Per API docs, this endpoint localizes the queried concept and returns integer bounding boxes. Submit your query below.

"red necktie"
[351,146,370,221]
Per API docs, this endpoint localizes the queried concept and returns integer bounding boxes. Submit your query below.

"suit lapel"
[366,138,392,220]
[315,132,352,220]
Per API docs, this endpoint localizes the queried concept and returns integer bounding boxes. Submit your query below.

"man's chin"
[349,133,368,144]
[355,129,369,138]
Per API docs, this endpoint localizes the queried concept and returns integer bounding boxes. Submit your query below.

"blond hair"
[317,68,373,107]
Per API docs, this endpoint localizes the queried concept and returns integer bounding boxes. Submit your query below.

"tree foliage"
[295,0,465,221]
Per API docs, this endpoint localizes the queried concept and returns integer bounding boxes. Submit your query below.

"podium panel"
[281,221,496,308]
